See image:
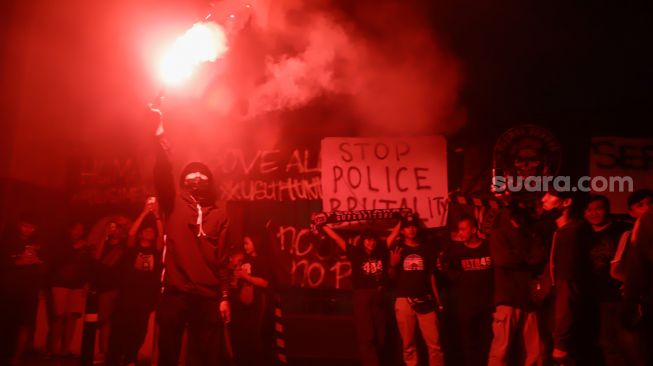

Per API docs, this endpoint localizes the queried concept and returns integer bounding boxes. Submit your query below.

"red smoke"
[1,0,466,193]
[207,0,466,135]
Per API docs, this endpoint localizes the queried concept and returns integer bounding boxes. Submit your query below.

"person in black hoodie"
[541,190,596,365]
[106,198,163,366]
[150,109,231,366]
[487,203,548,366]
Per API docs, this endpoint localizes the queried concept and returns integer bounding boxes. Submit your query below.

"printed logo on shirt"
[362,260,383,276]
[403,254,424,271]
[460,256,492,271]
[241,262,252,275]
[135,253,155,271]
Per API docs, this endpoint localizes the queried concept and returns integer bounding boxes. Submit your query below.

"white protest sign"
[321,136,448,227]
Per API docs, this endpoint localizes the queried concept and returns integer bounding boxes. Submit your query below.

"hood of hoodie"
[179,162,217,206]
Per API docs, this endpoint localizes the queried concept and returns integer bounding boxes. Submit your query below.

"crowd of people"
[0,108,269,365]
[316,187,653,366]
[1,107,651,366]
[1,184,653,366]
[0,198,273,366]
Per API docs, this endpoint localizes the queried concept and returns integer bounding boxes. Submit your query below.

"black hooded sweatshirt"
[154,133,230,299]
[489,209,548,309]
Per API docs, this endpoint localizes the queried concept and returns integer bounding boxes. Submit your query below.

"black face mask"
[184,179,211,199]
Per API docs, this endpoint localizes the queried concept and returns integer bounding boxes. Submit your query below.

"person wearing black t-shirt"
[323,225,388,366]
[93,218,130,362]
[442,216,493,366]
[0,213,44,365]
[387,214,444,366]
[47,222,93,358]
[107,200,163,366]
[584,195,646,366]
[231,234,271,366]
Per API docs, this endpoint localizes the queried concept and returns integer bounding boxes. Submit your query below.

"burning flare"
[159,21,229,85]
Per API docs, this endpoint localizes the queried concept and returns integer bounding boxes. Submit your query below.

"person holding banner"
[387,213,445,366]
[322,225,389,366]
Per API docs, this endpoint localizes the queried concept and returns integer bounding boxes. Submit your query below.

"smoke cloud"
[206,0,466,135]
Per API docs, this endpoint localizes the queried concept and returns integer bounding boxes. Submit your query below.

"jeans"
[394,297,445,366]
[353,289,387,366]
[488,305,544,366]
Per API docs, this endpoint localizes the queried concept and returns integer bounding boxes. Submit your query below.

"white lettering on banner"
[321,137,449,227]
[277,225,352,289]
[215,148,321,202]
[589,137,653,213]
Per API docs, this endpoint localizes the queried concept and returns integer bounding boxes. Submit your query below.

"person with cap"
[541,189,596,365]
[386,213,444,366]
[149,108,231,365]
[322,224,389,366]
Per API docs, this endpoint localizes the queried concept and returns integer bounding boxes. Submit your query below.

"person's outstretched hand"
[390,246,403,267]
[220,300,231,324]
[145,104,164,136]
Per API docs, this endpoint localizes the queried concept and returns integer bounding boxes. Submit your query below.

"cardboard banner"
[321,137,448,227]
[590,136,653,214]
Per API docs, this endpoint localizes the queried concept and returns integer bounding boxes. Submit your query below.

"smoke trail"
[206,0,465,135]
